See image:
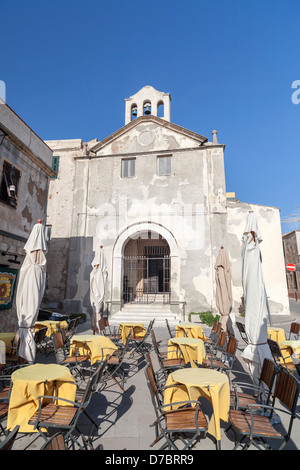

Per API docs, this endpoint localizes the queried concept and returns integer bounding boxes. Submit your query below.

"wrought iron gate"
[122,245,170,304]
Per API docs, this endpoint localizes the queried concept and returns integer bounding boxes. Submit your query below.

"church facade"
[45,86,289,321]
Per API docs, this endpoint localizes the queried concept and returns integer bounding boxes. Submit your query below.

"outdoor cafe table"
[167,337,206,368]
[267,326,286,343]
[119,322,146,344]
[34,319,68,337]
[69,334,118,365]
[164,368,230,446]
[175,323,206,340]
[279,340,300,366]
[7,363,76,433]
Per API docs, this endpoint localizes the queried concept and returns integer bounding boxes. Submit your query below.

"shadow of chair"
[0,425,19,450]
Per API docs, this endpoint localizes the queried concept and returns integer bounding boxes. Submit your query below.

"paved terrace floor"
[4,302,300,452]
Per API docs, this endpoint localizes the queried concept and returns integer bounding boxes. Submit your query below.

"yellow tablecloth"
[34,320,68,337]
[0,332,17,348]
[164,368,230,442]
[267,327,286,343]
[280,340,300,365]
[176,323,206,340]
[120,322,146,344]
[70,334,118,364]
[168,337,206,367]
[7,363,76,433]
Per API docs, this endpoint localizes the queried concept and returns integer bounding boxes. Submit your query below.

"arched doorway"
[122,231,170,304]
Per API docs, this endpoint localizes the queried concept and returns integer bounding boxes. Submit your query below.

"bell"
[132,107,137,116]
[144,105,151,115]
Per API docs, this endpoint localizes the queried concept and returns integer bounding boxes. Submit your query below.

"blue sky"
[1,0,299,234]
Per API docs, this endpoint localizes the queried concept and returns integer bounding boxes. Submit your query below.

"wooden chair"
[34,327,49,355]
[145,364,208,450]
[99,332,132,392]
[151,330,186,379]
[286,322,300,340]
[28,368,100,450]
[40,432,66,450]
[129,319,155,358]
[0,425,19,450]
[165,319,176,339]
[204,322,221,350]
[203,336,238,376]
[230,358,278,410]
[229,366,300,450]
[203,331,227,362]
[235,321,249,344]
[100,317,122,343]
[51,331,90,379]
[267,338,297,375]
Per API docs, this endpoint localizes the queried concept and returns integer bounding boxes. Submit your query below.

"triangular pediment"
[90,115,208,156]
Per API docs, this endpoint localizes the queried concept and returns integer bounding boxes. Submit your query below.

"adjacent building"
[282,230,300,300]
[0,101,54,331]
[45,86,290,322]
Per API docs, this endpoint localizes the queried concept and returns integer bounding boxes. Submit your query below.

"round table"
[119,322,146,344]
[175,323,206,340]
[7,363,76,433]
[168,337,206,367]
[164,367,230,443]
[268,327,286,343]
[70,334,118,364]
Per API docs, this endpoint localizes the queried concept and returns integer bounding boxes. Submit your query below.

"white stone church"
[45,86,289,323]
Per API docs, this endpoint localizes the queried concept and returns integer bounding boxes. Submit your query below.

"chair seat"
[165,407,207,431]
[29,403,77,428]
[0,387,10,401]
[162,358,186,366]
[61,355,89,365]
[107,356,120,364]
[230,391,257,408]
[0,402,9,418]
[230,409,282,438]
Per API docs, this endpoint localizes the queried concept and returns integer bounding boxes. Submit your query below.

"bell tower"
[125,85,171,125]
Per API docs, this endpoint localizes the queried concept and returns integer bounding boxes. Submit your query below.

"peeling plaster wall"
[45,122,290,319]
[227,201,290,315]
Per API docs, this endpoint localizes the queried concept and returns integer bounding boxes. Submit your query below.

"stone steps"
[109,303,181,326]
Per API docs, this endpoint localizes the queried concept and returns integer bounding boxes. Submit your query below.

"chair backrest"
[52,331,64,351]
[218,331,227,349]
[0,425,19,450]
[289,322,300,339]
[145,364,158,405]
[81,368,101,407]
[274,367,300,413]
[267,338,284,365]
[41,433,66,450]
[67,318,76,331]
[226,336,237,356]
[260,358,277,389]
[99,317,106,333]
[165,319,173,338]
[236,321,249,343]
[34,327,48,344]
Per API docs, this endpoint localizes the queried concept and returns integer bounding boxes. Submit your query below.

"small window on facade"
[157,155,172,176]
[121,158,136,178]
[0,161,20,207]
[51,155,60,179]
